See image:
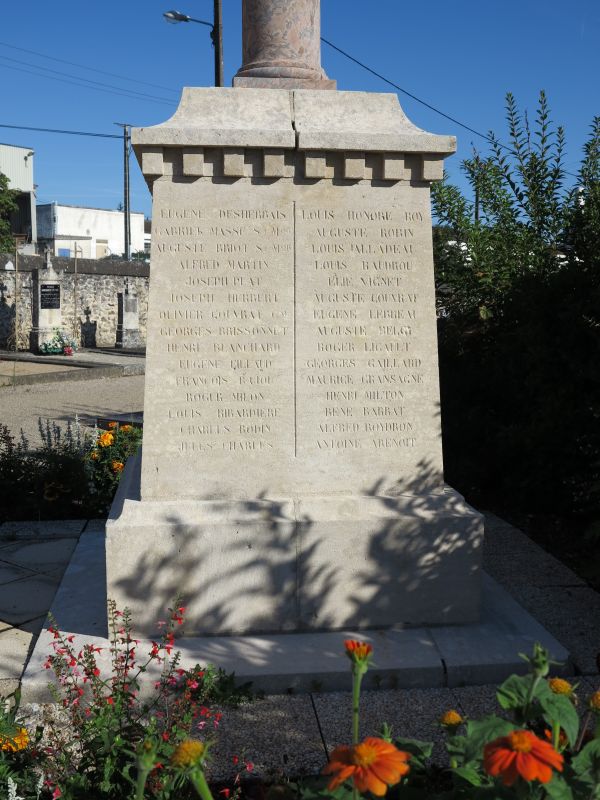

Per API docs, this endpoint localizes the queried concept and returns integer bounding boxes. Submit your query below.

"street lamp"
[163,4,223,87]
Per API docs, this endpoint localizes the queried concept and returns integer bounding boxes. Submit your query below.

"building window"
[58,248,71,257]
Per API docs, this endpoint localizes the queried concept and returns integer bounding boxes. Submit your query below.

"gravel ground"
[0,374,144,445]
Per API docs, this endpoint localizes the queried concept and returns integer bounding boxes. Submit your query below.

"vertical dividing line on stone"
[293,200,298,458]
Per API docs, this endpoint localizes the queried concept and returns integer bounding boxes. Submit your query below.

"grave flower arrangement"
[39,329,78,356]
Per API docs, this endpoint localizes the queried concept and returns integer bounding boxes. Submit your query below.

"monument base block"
[106,454,484,637]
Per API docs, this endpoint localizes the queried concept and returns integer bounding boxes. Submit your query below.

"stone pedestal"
[30,252,63,352]
[106,88,484,636]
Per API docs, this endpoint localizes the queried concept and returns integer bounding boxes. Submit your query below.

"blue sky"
[1,0,598,218]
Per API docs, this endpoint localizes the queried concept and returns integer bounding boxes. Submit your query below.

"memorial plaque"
[40,284,60,310]
[141,180,443,500]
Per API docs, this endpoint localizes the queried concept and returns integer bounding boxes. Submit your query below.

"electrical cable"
[0,40,180,96]
[321,36,580,181]
[0,63,173,107]
[0,123,121,139]
[0,54,175,104]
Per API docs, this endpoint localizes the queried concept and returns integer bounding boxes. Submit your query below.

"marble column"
[233,0,335,89]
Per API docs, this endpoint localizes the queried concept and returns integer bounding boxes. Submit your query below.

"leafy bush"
[1,602,253,799]
[0,418,142,521]
[432,94,600,522]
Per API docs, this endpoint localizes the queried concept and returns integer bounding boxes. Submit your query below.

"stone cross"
[233,0,335,89]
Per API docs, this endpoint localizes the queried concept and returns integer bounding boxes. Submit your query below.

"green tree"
[431,93,600,522]
[0,171,19,253]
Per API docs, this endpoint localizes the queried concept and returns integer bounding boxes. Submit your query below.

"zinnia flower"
[90,451,99,461]
[589,690,600,711]
[107,421,118,429]
[120,424,133,432]
[98,432,114,447]
[171,739,206,769]
[0,726,29,752]
[548,677,574,696]
[440,709,464,727]
[111,461,124,473]
[344,639,373,664]
[484,729,563,786]
[323,737,410,796]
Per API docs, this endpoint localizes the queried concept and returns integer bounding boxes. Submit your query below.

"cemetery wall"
[0,253,149,349]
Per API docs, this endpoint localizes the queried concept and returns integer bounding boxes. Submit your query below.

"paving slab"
[0,678,20,696]
[507,584,600,675]
[0,520,86,540]
[0,561,37,584]
[0,626,33,680]
[429,574,572,687]
[0,573,62,626]
[0,538,78,574]
[483,514,585,588]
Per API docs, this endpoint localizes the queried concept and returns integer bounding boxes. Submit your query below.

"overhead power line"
[321,36,580,181]
[0,54,175,104]
[0,61,174,107]
[0,40,179,96]
[0,123,121,139]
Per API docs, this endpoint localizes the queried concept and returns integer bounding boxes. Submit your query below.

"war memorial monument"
[104,0,485,639]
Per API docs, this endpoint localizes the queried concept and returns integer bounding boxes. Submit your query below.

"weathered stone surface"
[140,176,444,501]
[107,86,480,636]
[233,0,335,89]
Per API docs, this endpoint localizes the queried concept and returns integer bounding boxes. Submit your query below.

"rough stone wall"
[0,253,149,350]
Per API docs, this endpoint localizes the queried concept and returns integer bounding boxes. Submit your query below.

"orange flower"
[548,677,574,696]
[440,709,464,727]
[120,424,133,432]
[90,451,99,461]
[98,432,114,447]
[484,730,563,786]
[323,738,410,796]
[344,639,373,663]
[0,727,29,752]
[107,421,118,429]
[590,690,600,711]
[111,461,124,473]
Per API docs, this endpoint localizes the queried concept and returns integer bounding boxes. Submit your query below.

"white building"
[0,143,37,254]
[36,203,146,259]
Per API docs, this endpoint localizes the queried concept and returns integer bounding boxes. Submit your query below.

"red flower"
[484,730,564,786]
[106,696,114,705]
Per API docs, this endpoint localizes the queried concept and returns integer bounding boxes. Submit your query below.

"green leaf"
[544,775,575,800]
[452,765,484,786]
[393,736,434,761]
[539,693,579,747]
[447,717,515,766]
[571,739,600,786]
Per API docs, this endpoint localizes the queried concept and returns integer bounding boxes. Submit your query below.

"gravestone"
[116,278,143,349]
[31,249,63,352]
[106,0,484,636]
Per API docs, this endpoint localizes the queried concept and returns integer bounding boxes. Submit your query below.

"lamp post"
[163,4,223,87]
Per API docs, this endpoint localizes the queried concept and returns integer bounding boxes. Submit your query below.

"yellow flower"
[440,710,464,727]
[548,678,574,696]
[0,727,29,752]
[590,690,600,711]
[120,424,133,432]
[98,432,114,447]
[111,461,124,473]
[107,421,118,429]
[171,739,206,769]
